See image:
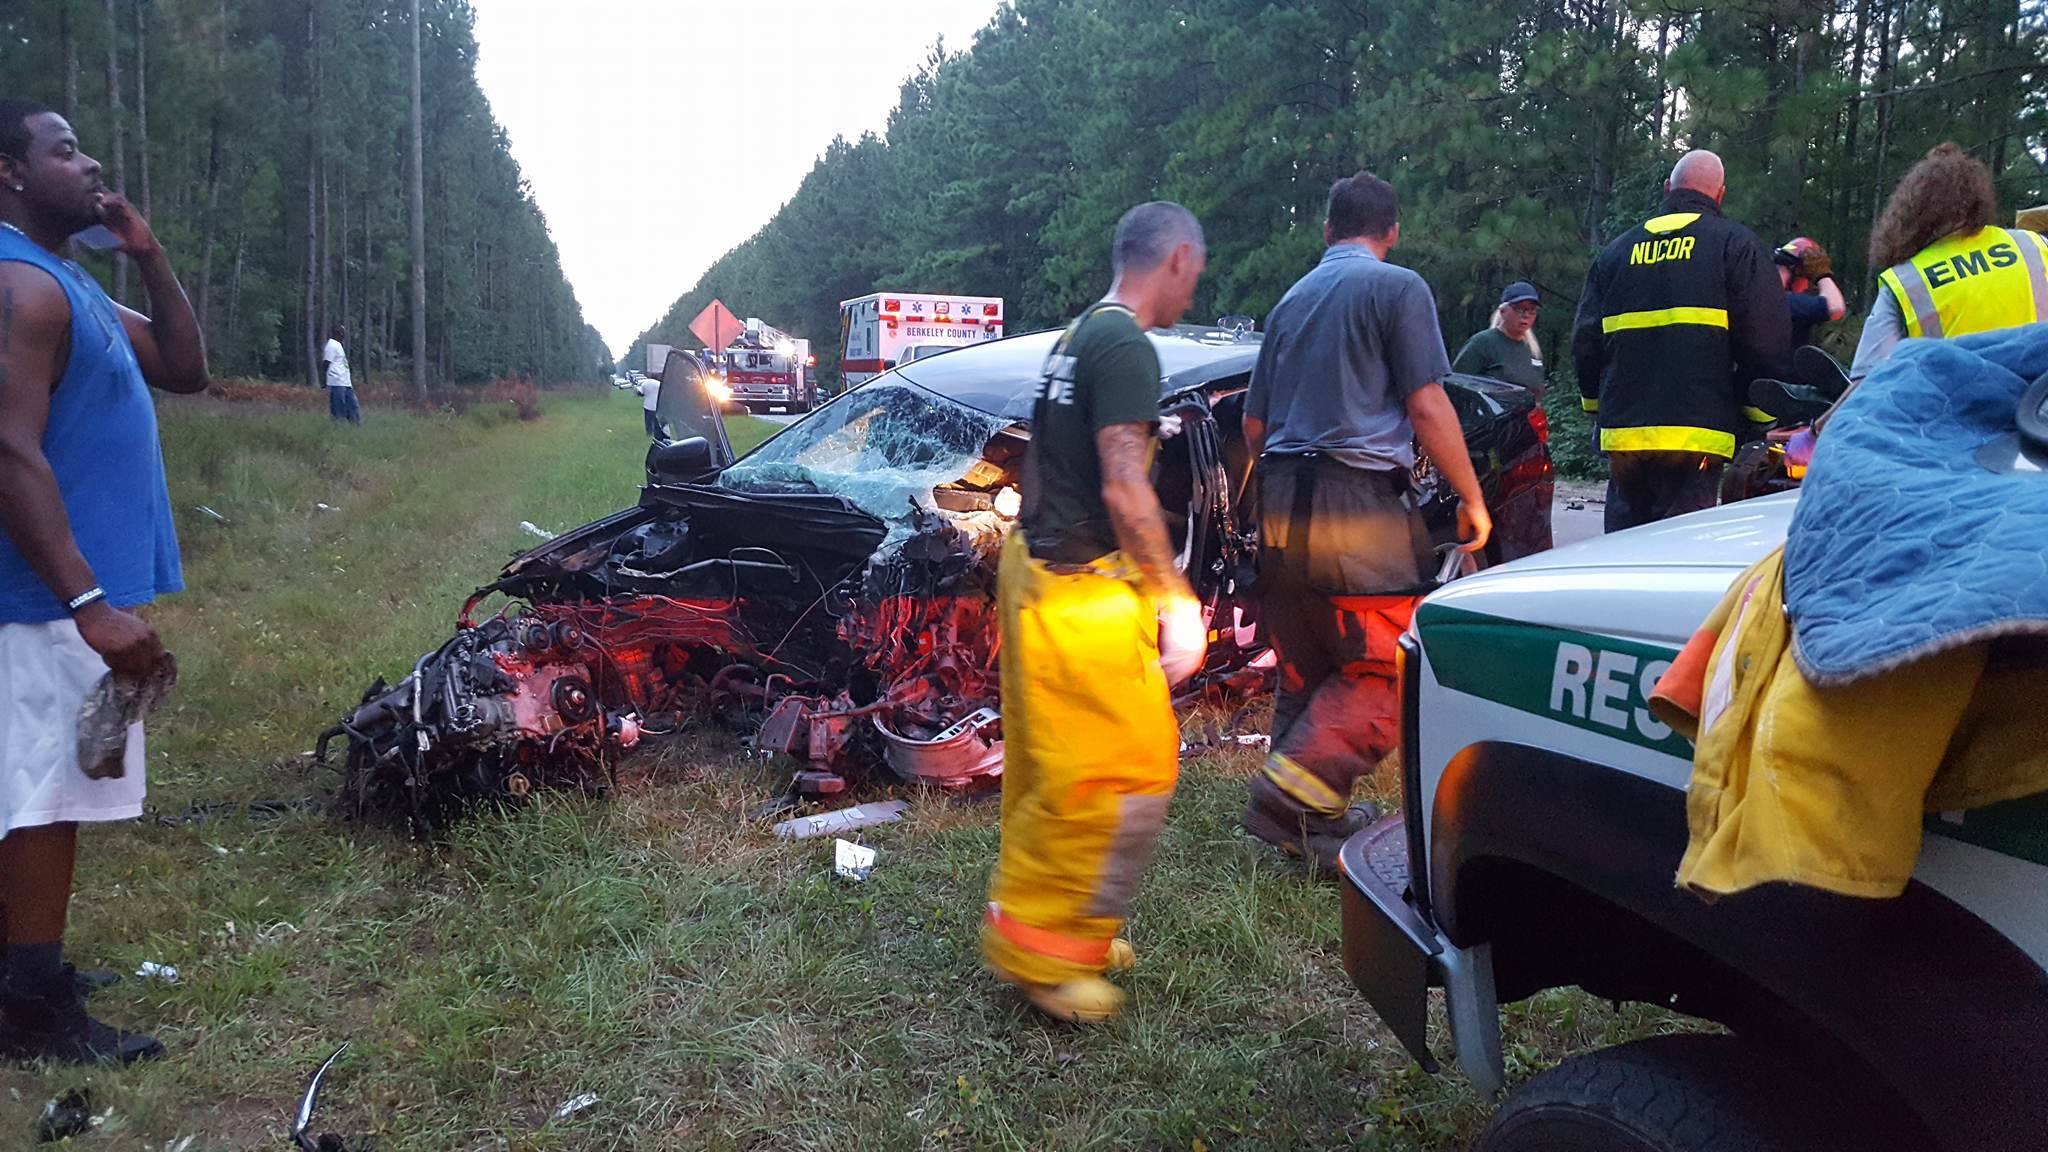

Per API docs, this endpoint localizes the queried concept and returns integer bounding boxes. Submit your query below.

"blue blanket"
[1785,324,2048,686]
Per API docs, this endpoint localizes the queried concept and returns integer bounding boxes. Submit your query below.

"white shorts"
[0,619,146,837]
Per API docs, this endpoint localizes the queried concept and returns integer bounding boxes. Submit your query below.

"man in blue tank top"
[0,99,208,1065]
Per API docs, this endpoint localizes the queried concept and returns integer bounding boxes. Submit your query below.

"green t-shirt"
[1452,327,1547,395]
[1021,304,1161,564]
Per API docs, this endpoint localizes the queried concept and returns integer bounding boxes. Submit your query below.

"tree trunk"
[408,0,429,400]
[303,0,321,390]
[225,223,245,373]
[1869,0,1897,227]
[319,150,331,341]
[360,163,372,377]
[196,0,226,338]
[133,0,150,219]
[102,0,129,302]
[197,123,222,336]
[60,1,80,124]
[337,163,348,344]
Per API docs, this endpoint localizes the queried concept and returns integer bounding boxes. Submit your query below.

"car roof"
[891,327,1261,419]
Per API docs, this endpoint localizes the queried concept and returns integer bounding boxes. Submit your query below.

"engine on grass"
[319,497,1010,831]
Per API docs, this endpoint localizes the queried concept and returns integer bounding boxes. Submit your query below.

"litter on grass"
[834,838,878,881]
[773,800,909,841]
[36,1088,95,1142]
[135,961,180,983]
[554,1093,601,1120]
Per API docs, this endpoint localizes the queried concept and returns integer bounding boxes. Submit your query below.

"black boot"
[1241,773,1380,871]
[0,966,164,1066]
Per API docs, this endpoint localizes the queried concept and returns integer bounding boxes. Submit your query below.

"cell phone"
[70,225,122,252]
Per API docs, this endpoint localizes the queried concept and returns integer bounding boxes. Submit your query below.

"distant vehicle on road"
[839,292,1005,391]
[715,318,816,413]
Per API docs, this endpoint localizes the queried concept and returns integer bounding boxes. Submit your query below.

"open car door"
[655,355,735,469]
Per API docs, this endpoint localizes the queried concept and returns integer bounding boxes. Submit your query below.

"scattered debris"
[316,503,339,512]
[552,1092,601,1121]
[36,1088,94,1143]
[194,505,229,524]
[518,521,556,541]
[1566,499,1587,511]
[76,653,177,780]
[834,838,878,881]
[291,1042,352,1152]
[1234,733,1270,747]
[134,961,180,984]
[772,800,909,841]
[156,798,319,827]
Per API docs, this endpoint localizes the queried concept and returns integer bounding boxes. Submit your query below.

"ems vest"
[1575,196,1787,459]
[1878,226,2048,340]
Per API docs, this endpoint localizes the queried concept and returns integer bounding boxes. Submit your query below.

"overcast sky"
[471,0,1006,358]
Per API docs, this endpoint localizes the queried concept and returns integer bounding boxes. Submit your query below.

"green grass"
[0,391,1680,1149]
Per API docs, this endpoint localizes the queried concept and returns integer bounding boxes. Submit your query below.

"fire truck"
[709,318,816,414]
[839,293,1006,391]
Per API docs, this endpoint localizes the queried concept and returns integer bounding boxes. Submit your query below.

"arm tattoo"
[1097,422,1186,599]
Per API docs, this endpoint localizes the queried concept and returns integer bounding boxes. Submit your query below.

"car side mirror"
[645,435,718,485]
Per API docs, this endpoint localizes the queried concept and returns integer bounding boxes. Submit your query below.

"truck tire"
[1475,1035,1805,1152]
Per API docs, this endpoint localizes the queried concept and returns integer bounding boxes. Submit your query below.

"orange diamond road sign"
[690,300,744,352]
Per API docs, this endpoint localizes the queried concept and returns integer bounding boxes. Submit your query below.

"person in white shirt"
[638,375,662,438]
[321,325,359,424]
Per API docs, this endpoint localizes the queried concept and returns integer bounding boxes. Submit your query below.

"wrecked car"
[320,327,1553,829]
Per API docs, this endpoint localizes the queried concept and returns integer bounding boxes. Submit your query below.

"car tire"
[791,394,811,414]
[1475,1035,1807,1152]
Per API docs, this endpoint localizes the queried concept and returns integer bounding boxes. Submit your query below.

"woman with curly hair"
[1850,143,2048,379]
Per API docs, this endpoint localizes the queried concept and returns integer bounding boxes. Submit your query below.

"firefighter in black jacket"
[1571,150,1790,531]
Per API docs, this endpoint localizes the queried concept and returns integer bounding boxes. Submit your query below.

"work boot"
[1106,938,1136,973]
[0,967,164,1066]
[1241,774,1380,871]
[1011,975,1124,1025]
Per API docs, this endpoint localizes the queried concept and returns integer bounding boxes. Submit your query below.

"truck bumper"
[1339,815,1505,1096]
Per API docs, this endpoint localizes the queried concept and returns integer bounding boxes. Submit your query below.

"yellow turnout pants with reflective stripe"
[982,531,1179,987]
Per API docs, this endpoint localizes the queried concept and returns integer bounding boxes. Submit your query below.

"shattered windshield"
[720,379,1014,522]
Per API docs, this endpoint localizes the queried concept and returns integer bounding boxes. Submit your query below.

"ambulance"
[838,293,1005,391]
[1339,491,2048,1151]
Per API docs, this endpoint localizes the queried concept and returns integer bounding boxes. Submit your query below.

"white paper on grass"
[834,838,878,880]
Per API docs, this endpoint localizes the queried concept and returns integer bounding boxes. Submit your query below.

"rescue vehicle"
[838,292,1005,391]
[712,319,814,413]
[1339,491,2048,1150]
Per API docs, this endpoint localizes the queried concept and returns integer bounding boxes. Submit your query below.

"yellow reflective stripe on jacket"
[1741,406,1774,424]
[1600,425,1738,457]
[1643,212,1702,234]
[1881,261,1945,339]
[1881,227,2048,340]
[1580,397,1600,413]
[1601,306,1730,334]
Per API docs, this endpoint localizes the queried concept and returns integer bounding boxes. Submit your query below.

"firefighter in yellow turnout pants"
[983,202,1209,1025]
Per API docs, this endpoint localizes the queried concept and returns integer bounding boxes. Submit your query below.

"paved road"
[1552,486,1605,548]
[753,410,804,426]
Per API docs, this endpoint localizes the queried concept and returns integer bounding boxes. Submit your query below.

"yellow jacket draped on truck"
[1650,546,2048,900]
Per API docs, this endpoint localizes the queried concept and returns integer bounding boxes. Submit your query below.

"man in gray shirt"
[1240,170,1490,869]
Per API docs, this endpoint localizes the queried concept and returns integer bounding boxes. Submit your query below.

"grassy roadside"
[1,392,1678,1150]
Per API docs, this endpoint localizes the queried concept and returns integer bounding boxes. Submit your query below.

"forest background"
[3,0,2043,436]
